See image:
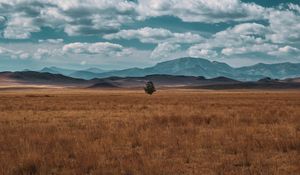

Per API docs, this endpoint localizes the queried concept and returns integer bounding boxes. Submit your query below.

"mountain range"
[39,57,300,81]
[40,67,107,80]
[1,71,300,90]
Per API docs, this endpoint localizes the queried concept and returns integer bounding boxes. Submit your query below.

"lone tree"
[144,81,156,95]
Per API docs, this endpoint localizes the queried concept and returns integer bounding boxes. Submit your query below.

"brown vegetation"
[0,89,299,175]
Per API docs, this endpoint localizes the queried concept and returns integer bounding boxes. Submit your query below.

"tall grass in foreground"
[0,89,299,174]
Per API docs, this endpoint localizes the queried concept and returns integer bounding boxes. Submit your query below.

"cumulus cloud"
[0,0,137,38]
[0,46,30,59]
[104,27,203,44]
[104,27,204,59]
[268,45,300,56]
[186,19,298,59]
[212,23,269,48]
[221,44,278,56]
[0,0,300,65]
[0,0,270,39]
[3,15,40,39]
[137,0,266,23]
[33,48,52,59]
[267,8,300,43]
[278,46,300,54]
[38,39,64,44]
[62,42,132,57]
[188,47,218,58]
[150,42,180,59]
[0,16,5,25]
[188,22,270,57]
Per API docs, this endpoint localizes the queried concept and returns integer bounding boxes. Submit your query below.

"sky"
[0,0,300,71]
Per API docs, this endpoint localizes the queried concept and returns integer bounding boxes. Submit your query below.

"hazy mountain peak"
[37,57,300,81]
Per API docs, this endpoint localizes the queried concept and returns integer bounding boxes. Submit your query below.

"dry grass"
[0,89,299,175]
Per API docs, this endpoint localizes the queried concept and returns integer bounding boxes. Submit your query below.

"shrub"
[144,81,156,95]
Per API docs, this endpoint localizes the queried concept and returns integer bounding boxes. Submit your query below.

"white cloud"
[38,39,64,44]
[0,0,137,38]
[278,46,300,53]
[0,0,299,66]
[213,23,269,48]
[189,22,270,56]
[288,3,300,13]
[221,43,278,56]
[188,47,218,58]
[0,46,30,59]
[150,42,180,59]
[80,60,87,65]
[62,42,132,57]
[33,48,52,59]
[267,8,300,43]
[104,27,203,44]
[3,15,40,39]
[137,0,266,23]
[0,0,269,40]
[269,45,300,56]
[0,16,5,25]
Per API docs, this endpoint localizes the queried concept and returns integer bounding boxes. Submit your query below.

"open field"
[0,89,299,175]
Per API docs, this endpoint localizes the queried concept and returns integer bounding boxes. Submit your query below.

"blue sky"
[0,0,300,71]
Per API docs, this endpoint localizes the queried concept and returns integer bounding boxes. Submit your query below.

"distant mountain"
[40,66,107,79]
[0,71,89,86]
[284,77,300,83]
[201,76,300,90]
[97,57,237,79]
[34,57,300,81]
[236,62,300,80]
[89,82,118,88]
[1,71,300,89]
[84,68,106,73]
[69,71,101,80]
[95,57,300,81]
[0,71,240,88]
[89,74,240,88]
[40,67,76,75]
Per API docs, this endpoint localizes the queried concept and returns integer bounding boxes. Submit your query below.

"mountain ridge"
[38,57,300,81]
[1,71,300,89]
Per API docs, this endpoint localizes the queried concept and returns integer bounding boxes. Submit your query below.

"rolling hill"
[40,67,107,79]
[1,71,300,89]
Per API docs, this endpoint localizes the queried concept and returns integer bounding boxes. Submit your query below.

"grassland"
[0,89,299,175]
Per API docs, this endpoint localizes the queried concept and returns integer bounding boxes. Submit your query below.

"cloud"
[80,60,87,65]
[278,46,300,54]
[188,47,218,58]
[0,0,299,67]
[267,7,300,43]
[268,45,300,56]
[187,20,299,59]
[0,16,6,25]
[0,0,137,38]
[137,0,267,23]
[38,39,64,44]
[104,27,203,44]
[150,42,180,59]
[212,23,269,48]
[221,44,278,56]
[0,46,30,59]
[103,27,203,60]
[62,42,132,57]
[33,48,52,59]
[188,22,270,56]
[0,0,269,39]
[3,15,40,39]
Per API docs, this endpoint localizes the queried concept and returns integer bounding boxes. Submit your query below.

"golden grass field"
[0,89,299,175]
